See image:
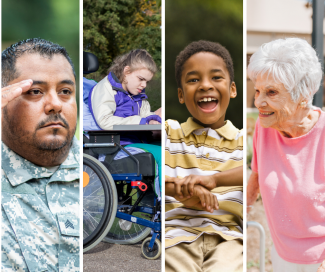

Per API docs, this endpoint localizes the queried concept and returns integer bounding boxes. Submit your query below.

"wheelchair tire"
[141,237,161,260]
[103,184,155,245]
[83,154,118,252]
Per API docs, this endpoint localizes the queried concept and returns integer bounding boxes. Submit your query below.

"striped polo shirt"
[165,117,243,248]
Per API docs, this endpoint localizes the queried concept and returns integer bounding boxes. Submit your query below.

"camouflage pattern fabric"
[1,137,80,272]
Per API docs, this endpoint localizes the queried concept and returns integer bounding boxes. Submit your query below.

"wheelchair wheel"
[103,182,155,244]
[83,154,118,252]
[141,237,161,260]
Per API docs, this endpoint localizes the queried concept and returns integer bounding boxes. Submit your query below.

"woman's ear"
[178,88,185,104]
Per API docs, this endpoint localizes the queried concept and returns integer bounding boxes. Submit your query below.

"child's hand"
[144,115,161,124]
[154,107,161,117]
[180,185,219,213]
[166,175,217,199]
[148,120,160,124]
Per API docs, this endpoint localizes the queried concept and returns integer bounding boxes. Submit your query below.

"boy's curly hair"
[175,40,234,88]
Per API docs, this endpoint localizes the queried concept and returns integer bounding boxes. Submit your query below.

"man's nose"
[44,90,62,114]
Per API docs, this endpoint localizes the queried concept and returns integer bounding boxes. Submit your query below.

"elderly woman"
[247,38,325,272]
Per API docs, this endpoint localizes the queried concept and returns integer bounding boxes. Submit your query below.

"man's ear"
[178,88,185,104]
[230,82,237,98]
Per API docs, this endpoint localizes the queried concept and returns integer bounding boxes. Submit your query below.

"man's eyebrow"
[60,79,75,86]
[31,79,75,86]
[31,80,47,86]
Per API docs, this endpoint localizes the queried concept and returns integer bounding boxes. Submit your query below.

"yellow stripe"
[167,128,243,150]
[165,152,243,171]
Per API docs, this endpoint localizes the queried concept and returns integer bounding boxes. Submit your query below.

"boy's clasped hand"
[166,175,219,213]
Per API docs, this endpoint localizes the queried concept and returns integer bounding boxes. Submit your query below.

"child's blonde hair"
[108,49,157,82]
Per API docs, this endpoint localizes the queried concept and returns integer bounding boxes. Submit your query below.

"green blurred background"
[165,0,243,129]
[2,0,80,138]
[83,0,161,112]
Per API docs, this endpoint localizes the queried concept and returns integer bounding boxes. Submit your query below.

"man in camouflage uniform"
[1,38,80,272]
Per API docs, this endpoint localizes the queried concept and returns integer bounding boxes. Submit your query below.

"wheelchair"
[82,52,161,260]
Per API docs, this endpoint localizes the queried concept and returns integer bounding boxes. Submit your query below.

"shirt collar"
[2,137,79,187]
[107,72,147,97]
[181,117,239,140]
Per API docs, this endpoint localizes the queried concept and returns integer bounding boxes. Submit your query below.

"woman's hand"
[2,79,33,109]
[247,171,259,213]
[317,260,325,272]
[180,185,219,213]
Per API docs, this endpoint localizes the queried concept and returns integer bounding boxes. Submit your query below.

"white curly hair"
[247,38,323,107]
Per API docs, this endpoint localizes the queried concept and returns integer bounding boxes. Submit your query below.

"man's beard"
[2,107,76,165]
[34,114,72,151]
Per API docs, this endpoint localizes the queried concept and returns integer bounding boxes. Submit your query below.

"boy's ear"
[178,88,185,104]
[230,82,237,98]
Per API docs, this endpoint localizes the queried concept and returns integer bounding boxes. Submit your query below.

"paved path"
[83,242,161,272]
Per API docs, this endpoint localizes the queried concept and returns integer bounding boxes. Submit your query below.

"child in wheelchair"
[83,49,161,132]
[83,50,162,259]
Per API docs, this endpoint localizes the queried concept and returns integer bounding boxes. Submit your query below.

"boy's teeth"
[260,112,273,115]
[198,97,216,102]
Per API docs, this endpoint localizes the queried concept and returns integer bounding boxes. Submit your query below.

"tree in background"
[83,0,161,110]
[165,0,243,129]
[2,0,80,109]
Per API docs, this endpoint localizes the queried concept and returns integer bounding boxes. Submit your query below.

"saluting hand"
[2,79,33,109]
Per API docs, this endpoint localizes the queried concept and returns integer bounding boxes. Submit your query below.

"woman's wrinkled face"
[254,73,300,130]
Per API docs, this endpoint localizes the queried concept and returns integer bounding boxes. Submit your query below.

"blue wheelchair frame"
[84,133,161,253]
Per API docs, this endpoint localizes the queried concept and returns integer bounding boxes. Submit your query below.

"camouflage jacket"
[1,137,80,272]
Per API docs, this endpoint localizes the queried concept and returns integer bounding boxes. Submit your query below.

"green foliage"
[83,0,161,109]
[165,0,243,129]
[2,0,80,109]
[83,0,161,75]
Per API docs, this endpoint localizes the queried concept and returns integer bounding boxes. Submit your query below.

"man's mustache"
[37,114,69,129]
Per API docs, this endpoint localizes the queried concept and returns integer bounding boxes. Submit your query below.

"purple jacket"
[88,72,161,127]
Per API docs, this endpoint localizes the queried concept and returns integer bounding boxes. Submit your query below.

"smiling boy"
[165,40,243,272]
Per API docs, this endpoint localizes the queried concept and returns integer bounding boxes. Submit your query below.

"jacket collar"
[107,72,147,98]
[2,137,80,187]
[181,117,239,140]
